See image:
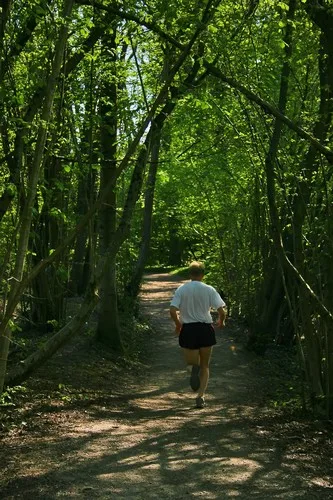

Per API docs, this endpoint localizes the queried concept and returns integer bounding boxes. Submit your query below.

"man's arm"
[170,305,182,334]
[216,306,226,328]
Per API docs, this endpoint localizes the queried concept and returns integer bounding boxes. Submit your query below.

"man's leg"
[182,348,200,391]
[182,348,199,366]
[197,346,213,397]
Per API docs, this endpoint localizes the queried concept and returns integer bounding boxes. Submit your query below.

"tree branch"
[203,62,333,164]
[75,0,185,49]
[75,1,333,163]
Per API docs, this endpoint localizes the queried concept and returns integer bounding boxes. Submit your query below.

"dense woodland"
[0,0,333,418]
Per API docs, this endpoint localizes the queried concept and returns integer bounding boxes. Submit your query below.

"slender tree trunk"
[5,284,99,387]
[124,121,161,302]
[69,172,90,296]
[69,77,98,297]
[0,0,14,221]
[95,25,122,350]
[260,0,296,340]
[0,1,12,73]
[30,156,66,329]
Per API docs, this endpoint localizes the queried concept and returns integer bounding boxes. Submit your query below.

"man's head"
[189,261,205,280]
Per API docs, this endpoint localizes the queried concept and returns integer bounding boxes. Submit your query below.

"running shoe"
[196,396,205,408]
[190,365,200,391]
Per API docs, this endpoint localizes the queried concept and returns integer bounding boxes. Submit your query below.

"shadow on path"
[1,273,331,499]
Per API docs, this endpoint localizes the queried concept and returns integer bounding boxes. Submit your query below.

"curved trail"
[2,273,327,498]
[132,274,308,499]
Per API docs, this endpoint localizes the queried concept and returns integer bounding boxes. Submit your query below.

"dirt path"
[1,273,332,498]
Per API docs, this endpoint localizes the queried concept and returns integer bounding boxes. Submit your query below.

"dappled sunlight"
[7,393,288,495]
[2,273,331,498]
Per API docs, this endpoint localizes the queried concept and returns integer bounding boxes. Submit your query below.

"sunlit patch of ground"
[1,273,332,499]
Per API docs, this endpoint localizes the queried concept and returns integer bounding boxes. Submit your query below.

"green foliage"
[0,386,27,407]
[169,266,189,278]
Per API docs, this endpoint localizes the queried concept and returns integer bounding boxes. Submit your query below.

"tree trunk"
[69,172,90,296]
[29,156,66,329]
[124,122,161,302]
[260,0,295,343]
[69,96,98,297]
[5,284,99,387]
[0,1,12,74]
[96,25,122,350]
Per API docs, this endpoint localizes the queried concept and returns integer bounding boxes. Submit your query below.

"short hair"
[189,261,205,277]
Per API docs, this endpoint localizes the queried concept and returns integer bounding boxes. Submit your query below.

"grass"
[144,264,189,278]
[168,266,189,278]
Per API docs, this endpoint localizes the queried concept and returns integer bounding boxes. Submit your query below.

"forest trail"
[1,273,331,499]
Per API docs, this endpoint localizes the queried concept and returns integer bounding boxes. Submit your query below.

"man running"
[170,261,226,408]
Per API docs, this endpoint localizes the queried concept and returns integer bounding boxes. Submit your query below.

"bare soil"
[1,273,333,499]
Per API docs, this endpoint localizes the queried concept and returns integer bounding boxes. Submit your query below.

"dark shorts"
[179,322,216,350]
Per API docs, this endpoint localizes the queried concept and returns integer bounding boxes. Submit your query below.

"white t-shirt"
[170,280,226,324]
